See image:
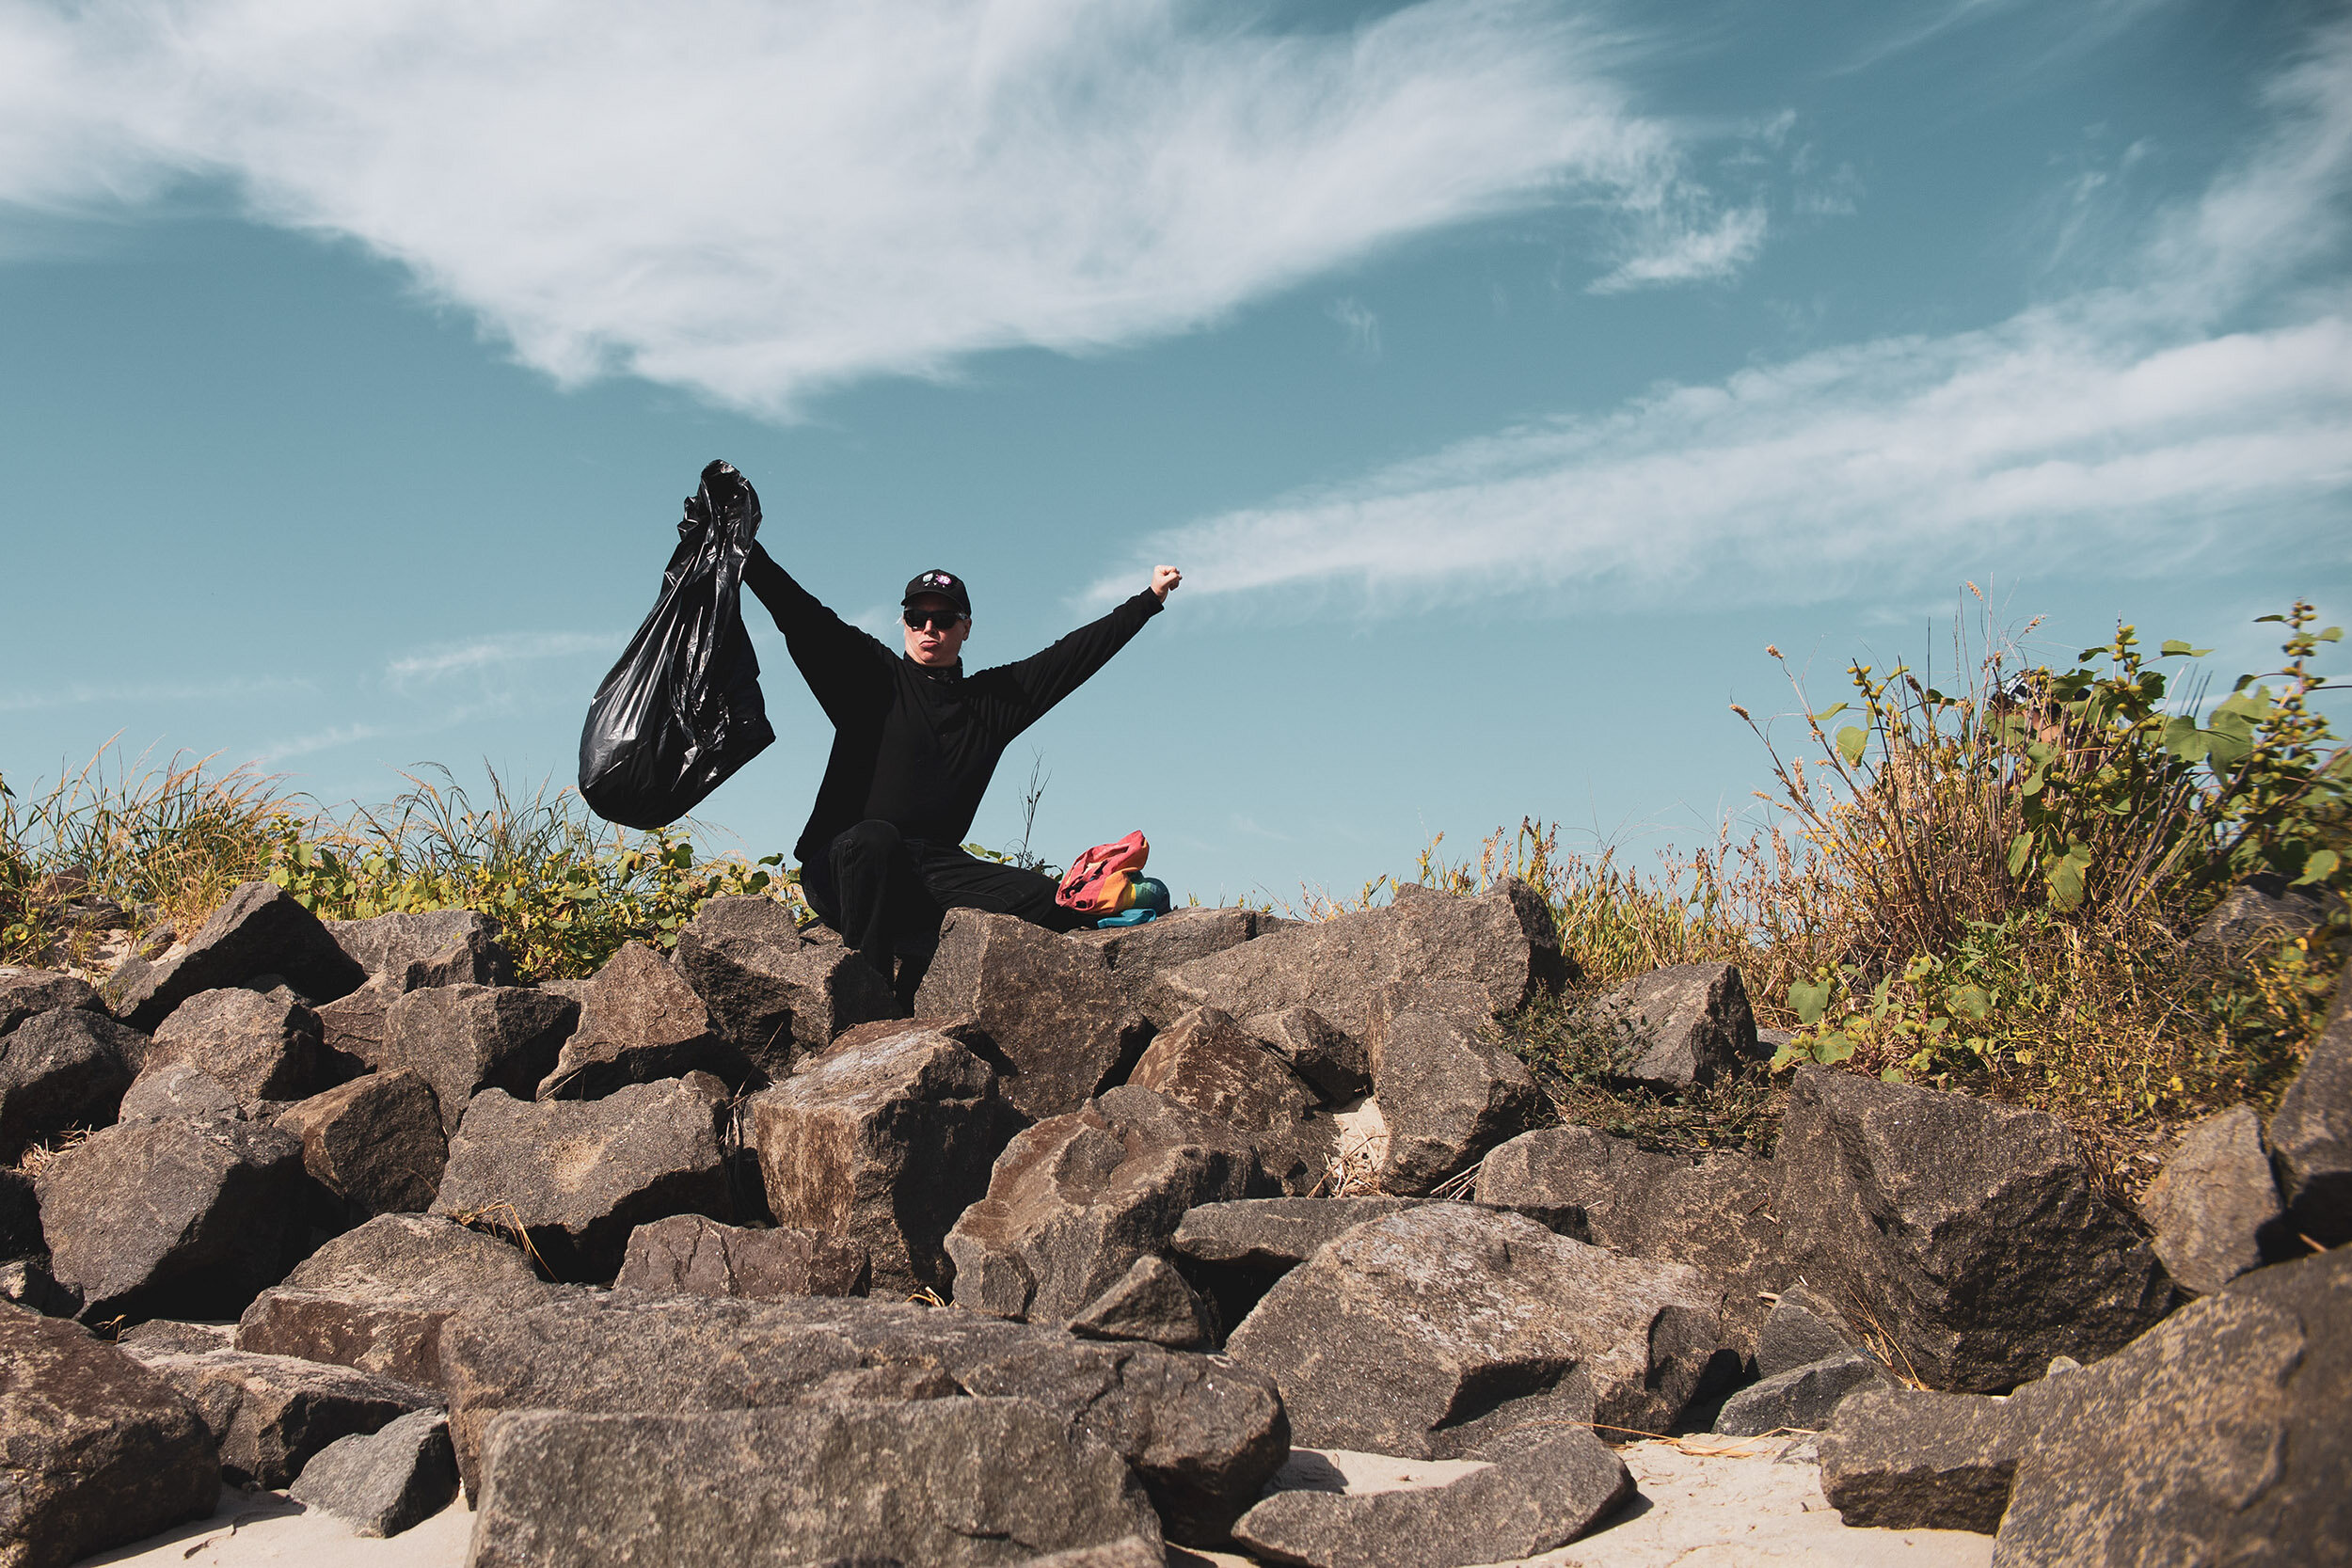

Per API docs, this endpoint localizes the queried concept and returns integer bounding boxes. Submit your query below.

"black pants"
[799,820,1089,1006]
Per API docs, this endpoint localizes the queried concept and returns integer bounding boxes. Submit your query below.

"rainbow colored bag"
[1057,830,1150,914]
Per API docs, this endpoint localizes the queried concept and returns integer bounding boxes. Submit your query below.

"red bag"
[1057,830,1150,913]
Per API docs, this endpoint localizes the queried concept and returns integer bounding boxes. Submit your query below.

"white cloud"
[383,631,618,690]
[0,675,313,714]
[1096,18,2352,610]
[1327,297,1383,361]
[253,721,388,763]
[0,0,1748,416]
[1589,202,1767,293]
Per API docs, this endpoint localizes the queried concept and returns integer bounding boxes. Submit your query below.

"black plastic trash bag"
[578,459,774,829]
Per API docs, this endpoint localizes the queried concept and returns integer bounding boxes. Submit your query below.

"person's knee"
[830,818,903,868]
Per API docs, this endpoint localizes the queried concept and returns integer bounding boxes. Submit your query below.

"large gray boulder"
[0,1306,219,1568]
[0,968,96,1037]
[37,1115,303,1323]
[1375,1009,1545,1195]
[616,1214,869,1300]
[0,1006,146,1163]
[912,911,1152,1119]
[1475,1125,1789,1353]
[1128,1006,1332,1193]
[1243,1005,1370,1101]
[1223,1203,1723,1458]
[1715,1348,1891,1437]
[373,984,579,1134]
[1820,1383,2026,1534]
[534,941,725,1100]
[1232,1428,1633,1568]
[118,1062,243,1122]
[324,909,515,990]
[1771,1067,2173,1391]
[101,880,366,1031]
[146,985,319,1104]
[116,1342,439,1489]
[1170,1196,1430,1334]
[1156,880,1567,1059]
[671,895,897,1079]
[946,1085,1263,1327]
[2268,956,2352,1246]
[2192,874,2332,949]
[2141,1103,2286,1294]
[749,1020,1021,1296]
[436,1290,1289,1543]
[235,1214,551,1391]
[275,1069,448,1216]
[431,1074,730,1281]
[1065,1254,1215,1349]
[1583,961,1758,1088]
[288,1408,457,1539]
[1756,1285,1860,1376]
[468,1400,1160,1568]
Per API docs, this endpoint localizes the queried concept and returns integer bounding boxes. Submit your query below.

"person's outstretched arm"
[741,543,891,718]
[998,565,1180,730]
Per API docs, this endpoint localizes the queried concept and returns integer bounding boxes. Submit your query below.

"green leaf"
[1836,725,1868,767]
[2008,832,2034,878]
[1949,983,1994,1021]
[2295,849,2341,887]
[2161,715,2211,761]
[1811,703,1849,722]
[2255,614,2286,624]
[2047,844,2092,911]
[2321,626,2344,642]
[1881,1066,1907,1084]
[1813,1031,1856,1065]
[1788,977,1833,1026]
[2158,640,2213,657]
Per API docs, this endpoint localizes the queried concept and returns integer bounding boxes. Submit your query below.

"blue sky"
[3,0,2347,906]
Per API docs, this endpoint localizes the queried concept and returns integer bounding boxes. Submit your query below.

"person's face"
[902,594,971,666]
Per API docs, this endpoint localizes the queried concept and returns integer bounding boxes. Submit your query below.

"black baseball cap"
[901,569,971,617]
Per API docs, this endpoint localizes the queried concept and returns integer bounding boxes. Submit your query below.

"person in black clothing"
[741,544,1180,1007]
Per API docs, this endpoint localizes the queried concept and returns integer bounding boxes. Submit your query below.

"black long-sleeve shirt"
[742,546,1163,863]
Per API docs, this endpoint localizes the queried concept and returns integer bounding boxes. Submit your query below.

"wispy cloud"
[383,632,617,691]
[1094,18,2352,611]
[1327,297,1383,361]
[0,675,312,715]
[253,721,387,764]
[0,0,1760,418]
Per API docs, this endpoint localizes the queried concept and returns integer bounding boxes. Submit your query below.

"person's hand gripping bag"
[578,460,775,830]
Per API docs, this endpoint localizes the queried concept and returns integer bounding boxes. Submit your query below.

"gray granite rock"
[0,1306,219,1568]
[0,1166,39,1258]
[1375,1009,1544,1195]
[2142,1103,2285,1294]
[1128,1006,1331,1193]
[1224,1203,1722,1458]
[1170,1196,1430,1273]
[0,1258,78,1318]
[146,985,320,1103]
[912,910,1152,1120]
[616,1214,869,1300]
[1066,1254,1213,1348]
[324,910,515,991]
[116,1319,234,1354]
[1755,1290,1859,1377]
[373,984,580,1135]
[1585,961,1758,1088]
[2267,956,2352,1247]
[0,1006,146,1163]
[1716,1349,1891,1436]
[1232,1427,1633,1568]
[276,1069,449,1216]
[671,895,897,1079]
[430,1074,729,1281]
[118,1062,244,1122]
[1820,1383,2024,1534]
[2192,874,2332,949]
[0,967,97,1037]
[467,1400,1159,1568]
[1243,1005,1371,1101]
[437,1290,1287,1544]
[102,880,366,1031]
[534,941,725,1100]
[118,1342,440,1489]
[288,1408,457,1538]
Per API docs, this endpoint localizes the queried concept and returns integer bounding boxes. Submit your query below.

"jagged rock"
[1756,1288,1859,1376]
[0,1306,219,1568]
[289,1409,457,1539]
[2142,1103,2285,1294]
[1170,1196,1430,1334]
[912,911,1152,1119]
[946,1085,1263,1326]
[236,1214,550,1390]
[0,968,96,1037]
[535,941,724,1100]
[117,1320,233,1354]
[1820,1383,2024,1534]
[324,910,515,990]
[437,1290,1287,1544]
[1770,1067,2172,1391]
[1073,908,1263,1018]
[0,1167,39,1258]
[119,1062,243,1122]
[672,896,897,1078]
[2193,874,2331,948]
[37,1115,303,1323]
[117,1342,440,1489]
[0,1259,78,1318]
[1232,1428,1633,1568]
[1716,1349,1891,1437]
[146,985,319,1103]
[276,1070,449,1216]
[1157,880,1568,1060]
[1224,1203,1722,1458]
[1585,961,1758,1088]
[373,984,579,1135]
[0,1006,146,1163]
[2268,956,2352,1247]
[1992,1243,2352,1564]
[749,1022,1020,1296]
[1067,1254,1213,1348]
[1375,1009,1544,1195]
[468,1400,1160,1568]
[1244,1006,1371,1101]
[1129,1006,1332,1193]
[1475,1125,1789,1353]
[430,1074,729,1281]
[101,880,366,1031]
[616,1214,869,1300]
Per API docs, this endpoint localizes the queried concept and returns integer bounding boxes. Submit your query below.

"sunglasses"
[902,607,965,630]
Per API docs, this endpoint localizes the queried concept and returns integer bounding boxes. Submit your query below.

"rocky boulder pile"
[1,882,2345,1567]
